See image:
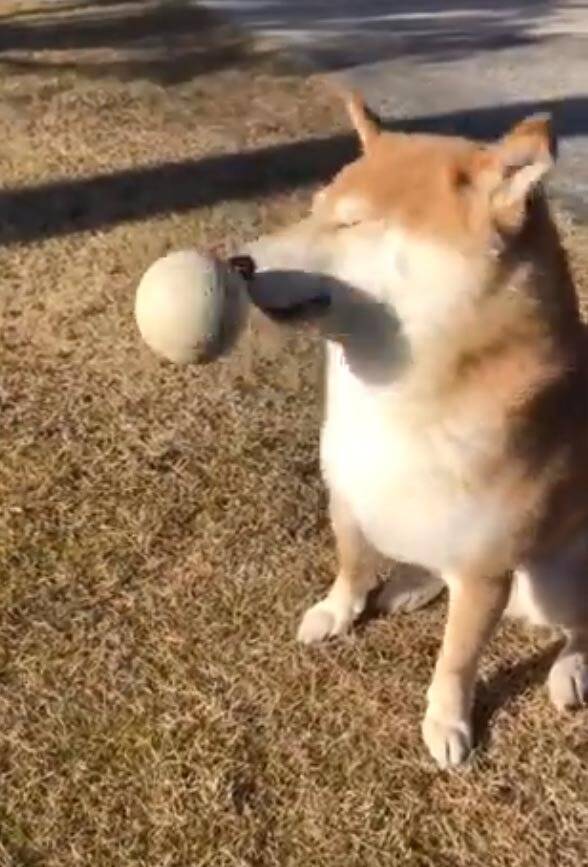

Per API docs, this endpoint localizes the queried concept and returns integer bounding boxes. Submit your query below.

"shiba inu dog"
[249,91,588,767]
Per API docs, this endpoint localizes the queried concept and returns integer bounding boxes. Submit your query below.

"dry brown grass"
[1,3,588,866]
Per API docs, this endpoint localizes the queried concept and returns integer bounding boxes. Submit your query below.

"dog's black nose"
[229,254,256,283]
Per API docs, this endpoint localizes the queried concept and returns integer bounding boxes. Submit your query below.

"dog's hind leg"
[376,566,445,615]
[510,537,588,710]
[297,492,378,644]
[548,628,588,709]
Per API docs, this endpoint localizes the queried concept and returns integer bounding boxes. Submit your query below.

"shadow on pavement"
[189,0,555,70]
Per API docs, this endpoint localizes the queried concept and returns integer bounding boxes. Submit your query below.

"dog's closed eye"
[332,194,369,226]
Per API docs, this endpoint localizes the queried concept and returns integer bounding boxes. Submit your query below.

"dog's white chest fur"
[321,343,515,574]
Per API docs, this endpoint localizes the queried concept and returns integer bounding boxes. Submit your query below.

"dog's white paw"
[548,651,588,710]
[296,597,359,644]
[422,711,473,769]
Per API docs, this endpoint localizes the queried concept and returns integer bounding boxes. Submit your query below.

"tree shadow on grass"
[0,0,277,85]
[0,94,587,248]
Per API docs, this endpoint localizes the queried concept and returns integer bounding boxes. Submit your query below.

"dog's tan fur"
[251,92,588,767]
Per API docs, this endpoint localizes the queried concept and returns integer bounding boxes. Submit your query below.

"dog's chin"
[246,267,409,386]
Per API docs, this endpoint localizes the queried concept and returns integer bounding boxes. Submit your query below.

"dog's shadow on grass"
[474,641,562,748]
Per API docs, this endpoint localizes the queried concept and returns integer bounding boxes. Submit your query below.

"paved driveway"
[201,1,588,216]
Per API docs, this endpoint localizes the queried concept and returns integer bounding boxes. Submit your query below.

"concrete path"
[201,1,588,217]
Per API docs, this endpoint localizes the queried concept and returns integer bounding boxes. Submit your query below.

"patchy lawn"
[1,2,588,866]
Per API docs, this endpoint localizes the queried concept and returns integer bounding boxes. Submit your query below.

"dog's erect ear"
[345,90,381,153]
[484,114,556,228]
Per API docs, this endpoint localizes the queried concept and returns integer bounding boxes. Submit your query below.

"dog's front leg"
[297,492,378,644]
[423,572,511,768]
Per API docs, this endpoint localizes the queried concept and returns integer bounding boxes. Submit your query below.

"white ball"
[135,250,248,364]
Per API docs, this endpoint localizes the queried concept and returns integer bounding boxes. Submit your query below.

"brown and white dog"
[249,92,588,767]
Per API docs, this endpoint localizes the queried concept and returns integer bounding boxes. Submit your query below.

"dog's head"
[248,92,557,361]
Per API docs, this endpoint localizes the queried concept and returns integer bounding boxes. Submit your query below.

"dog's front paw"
[296,597,359,644]
[548,651,588,710]
[421,710,473,769]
